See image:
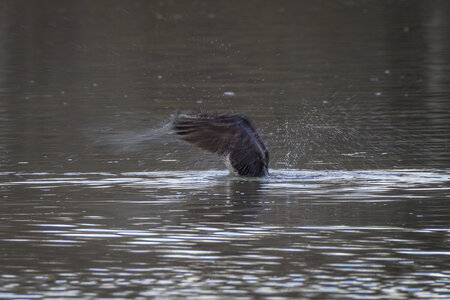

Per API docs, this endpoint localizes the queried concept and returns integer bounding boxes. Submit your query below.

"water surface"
[0,1,449,299]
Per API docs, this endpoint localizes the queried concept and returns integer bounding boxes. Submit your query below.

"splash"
[91,118,174,153]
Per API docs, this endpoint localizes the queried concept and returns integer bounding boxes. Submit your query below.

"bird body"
[173,113,269,177]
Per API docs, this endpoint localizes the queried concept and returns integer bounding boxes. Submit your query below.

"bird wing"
[173,113,268,162]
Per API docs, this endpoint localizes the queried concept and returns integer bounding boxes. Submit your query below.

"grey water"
[1,1,449,299]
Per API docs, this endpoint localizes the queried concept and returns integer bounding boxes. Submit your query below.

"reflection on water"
[1,170,449,298]
[1,0,450,299]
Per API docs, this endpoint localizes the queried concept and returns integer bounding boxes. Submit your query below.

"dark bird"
[173,113,269,177]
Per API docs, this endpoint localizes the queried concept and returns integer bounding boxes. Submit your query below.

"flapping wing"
[173,113,268,162]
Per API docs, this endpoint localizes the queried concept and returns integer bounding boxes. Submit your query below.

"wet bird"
[173,113,269,177]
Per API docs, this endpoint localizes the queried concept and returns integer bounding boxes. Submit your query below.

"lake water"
[1,1,449,299]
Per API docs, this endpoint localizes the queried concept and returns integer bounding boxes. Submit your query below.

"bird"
[173,113,269,177]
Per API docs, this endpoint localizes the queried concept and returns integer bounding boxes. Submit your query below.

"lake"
[0,1,449,299]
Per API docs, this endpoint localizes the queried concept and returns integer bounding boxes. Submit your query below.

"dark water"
[1,1,449,299]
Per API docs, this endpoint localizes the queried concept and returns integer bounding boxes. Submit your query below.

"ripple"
[0,169,448,196]
[1,169,449,299]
